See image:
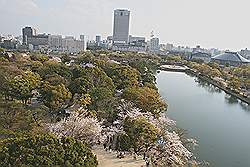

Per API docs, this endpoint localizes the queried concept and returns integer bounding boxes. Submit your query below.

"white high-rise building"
[112,9,130,45]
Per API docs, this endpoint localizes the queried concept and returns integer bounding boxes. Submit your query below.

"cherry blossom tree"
[46,110,104,146]
[111,100,197,166]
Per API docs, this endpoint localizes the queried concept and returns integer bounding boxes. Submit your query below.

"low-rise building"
[62,36,84,53]
[190,52,211,63]
[48,35,63,51]
[27,34,49,49]
[211,51,250,66]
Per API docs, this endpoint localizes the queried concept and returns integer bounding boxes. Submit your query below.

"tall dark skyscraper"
[112,9,130,45]
[22,27,36,45]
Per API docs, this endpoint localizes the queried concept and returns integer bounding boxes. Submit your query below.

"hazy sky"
[0,0,250,50]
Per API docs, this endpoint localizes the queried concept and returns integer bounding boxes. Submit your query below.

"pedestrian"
[145,157,150,167]
[146,161,150,167]
[103,143,107,150]
[109,145,112,152]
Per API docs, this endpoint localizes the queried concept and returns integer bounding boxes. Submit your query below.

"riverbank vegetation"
[0,50,198,166]
[161,54,249,100]
[187,61,249,96]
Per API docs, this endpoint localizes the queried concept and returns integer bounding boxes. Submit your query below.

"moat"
[156,71,250,167]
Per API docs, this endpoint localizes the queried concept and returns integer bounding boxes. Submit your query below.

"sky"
[0,0,250,51]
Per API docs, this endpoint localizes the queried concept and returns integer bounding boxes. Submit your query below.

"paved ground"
[93,146,147,167]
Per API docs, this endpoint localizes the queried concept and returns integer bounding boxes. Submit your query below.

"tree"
[69,67,115,96]
[0,63,23,100]
[30,53,49,63]
[0,57,8,62]
[89,87,118,122]
[208,68,222,78]
[129,59,158,74]
[61,54,71,63]
[104,65,141,90]
[31,60,43,73]
[82,67,115,90]
[149,131,194,167]
[122,86,167,116]
[39,82,72,113]
[123,117,159,155]
[0,134,98,167]
[76,52,95,64]
[0,48,5,55]
[89,87,113,110]
[37,60,72,80]
[44,74,68,86]
[165,56,182,64]
[112,100,196,166]
[69,76,94,96]
[228,77,241,90]
[47,111,104,146]
[0,101,34,136]
[208,62,220,70]
[142,72,157,87]
[5,70,40,104]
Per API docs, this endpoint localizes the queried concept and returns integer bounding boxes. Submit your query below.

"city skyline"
[1,0,250,51]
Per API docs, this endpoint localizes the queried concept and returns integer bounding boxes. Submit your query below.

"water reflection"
[224,93,250,112]
[195,78,222,94]
[194,77,249,112]
[225,94,239,104]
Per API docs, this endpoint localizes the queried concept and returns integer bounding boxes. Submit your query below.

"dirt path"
[93,146,147,167]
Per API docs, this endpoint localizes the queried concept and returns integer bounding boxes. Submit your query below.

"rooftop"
[211,52,250,63]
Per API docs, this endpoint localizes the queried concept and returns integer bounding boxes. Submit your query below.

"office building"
[166,43,174,51]
[48,35,63,51]
[113,9,130,45]
[27,34,49,48]
[80,35,85,42]
[62,36,84,53]
[129,35,146,46]
[96,35,101,43]
[22,27,37,45]
[149,37,160,52]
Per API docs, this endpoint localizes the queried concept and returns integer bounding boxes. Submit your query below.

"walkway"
[93,146,147,167]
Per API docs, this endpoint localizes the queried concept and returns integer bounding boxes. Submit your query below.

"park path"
[92,146,148,167]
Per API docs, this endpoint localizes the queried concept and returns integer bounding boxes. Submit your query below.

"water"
[156,71,250,167]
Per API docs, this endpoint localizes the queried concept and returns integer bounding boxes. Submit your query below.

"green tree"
[89,87,117,122]
[30,60,43,72]
[105,65,140,90]
[69,67,115,96]
[0,134,98,167]
[228,77,241,90]
[123,117,159,154]
[0,48,5,55]
[0,101,34,136]
[208,68,222,78]
[76,52,95,64]
[7,71,40,104]
[30,53,49,63]
[61,54,71,63]
[39,82,72,113]
[37,60,72,80]
[69,76,94,96]
[123,86,167,116]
